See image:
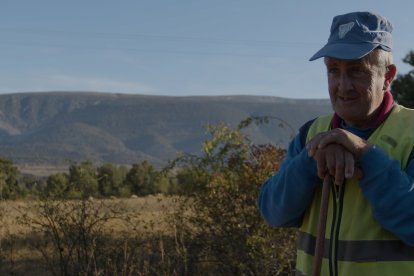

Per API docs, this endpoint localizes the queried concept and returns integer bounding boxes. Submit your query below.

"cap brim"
[309,43,379,61]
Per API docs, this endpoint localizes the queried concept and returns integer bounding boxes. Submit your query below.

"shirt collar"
[331,90,394,129]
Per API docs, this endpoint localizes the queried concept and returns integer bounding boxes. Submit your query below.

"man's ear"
[384,64,397,90]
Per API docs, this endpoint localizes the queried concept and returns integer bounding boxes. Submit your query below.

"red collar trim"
[331,91,394,129]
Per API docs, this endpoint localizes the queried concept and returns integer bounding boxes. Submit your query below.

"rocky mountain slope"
[0,92,332,168]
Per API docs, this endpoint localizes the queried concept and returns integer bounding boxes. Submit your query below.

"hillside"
[0,92,332,170]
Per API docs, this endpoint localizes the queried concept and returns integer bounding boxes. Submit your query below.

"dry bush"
[165,121,297,275]
[11,196,189,275]
[17,198,126,275]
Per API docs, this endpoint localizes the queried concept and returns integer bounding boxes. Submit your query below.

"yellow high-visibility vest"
[296,104,414,276]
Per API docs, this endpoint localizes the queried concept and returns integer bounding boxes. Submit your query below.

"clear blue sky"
[0,1,412,99]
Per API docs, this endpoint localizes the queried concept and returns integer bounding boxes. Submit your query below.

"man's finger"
[334,150,345,185]
[315,152,327,179]
[344,151,355,179]
[307,132,330,157]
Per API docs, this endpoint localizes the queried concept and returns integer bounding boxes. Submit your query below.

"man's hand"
[307,128,373,159]
[312,143,362,185]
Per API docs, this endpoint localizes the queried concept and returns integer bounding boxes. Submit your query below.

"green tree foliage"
[124,161,169,196]
[67,161,99,199]
[172,167,208,195]
[392,50,414,108]
[169,121,296,275]
[44,172,69,198]
[97,163,129,197]
[18,174,45,197]
[0,157,20,199]
[41,161,172,199]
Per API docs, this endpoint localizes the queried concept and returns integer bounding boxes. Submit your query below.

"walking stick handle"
[312,175,331,276]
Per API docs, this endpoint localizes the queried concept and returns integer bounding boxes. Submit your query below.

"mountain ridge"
[0,91,332,171]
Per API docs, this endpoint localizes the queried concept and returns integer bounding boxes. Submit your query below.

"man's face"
[325,57,387,128]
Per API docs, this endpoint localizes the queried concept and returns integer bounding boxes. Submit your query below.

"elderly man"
[259,11,414,275]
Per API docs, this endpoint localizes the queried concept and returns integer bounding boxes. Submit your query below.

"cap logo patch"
[338,22,355,39]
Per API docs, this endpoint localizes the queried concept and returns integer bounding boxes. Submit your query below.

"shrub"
[168,120,297,275]
[18,198,127,275]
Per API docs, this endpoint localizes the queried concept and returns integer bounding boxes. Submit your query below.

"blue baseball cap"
[309,11,393,61]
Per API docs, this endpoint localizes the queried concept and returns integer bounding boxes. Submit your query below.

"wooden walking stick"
[312,175,331,276]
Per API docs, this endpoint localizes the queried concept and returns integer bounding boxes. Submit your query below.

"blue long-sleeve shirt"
[258,123,414,245]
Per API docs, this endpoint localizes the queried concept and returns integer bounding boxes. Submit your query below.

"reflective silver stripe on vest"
[298,231,414,262]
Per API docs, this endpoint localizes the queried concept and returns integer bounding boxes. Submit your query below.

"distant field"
[18,164,69,177]
[1,195,176,236]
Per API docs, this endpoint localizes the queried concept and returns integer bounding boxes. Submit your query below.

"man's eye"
[327,68,338,74]
[351,69,367,77]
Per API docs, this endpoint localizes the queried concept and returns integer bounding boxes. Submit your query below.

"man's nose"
[338,73,353,92]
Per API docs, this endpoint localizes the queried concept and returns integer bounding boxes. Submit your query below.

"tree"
[392,51,414,108]
[19,174,44,197]
[124,161,165,196]
[97,163,128,197]
[0,157,20,199]
[45,172,69,198]
[67,161,99,199]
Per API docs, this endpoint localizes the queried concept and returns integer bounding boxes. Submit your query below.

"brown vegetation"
[0,119,298,275]
[0,196,178,275]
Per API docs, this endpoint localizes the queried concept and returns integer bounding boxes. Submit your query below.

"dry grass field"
[0,195,179,275]
[17,164,70,177]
